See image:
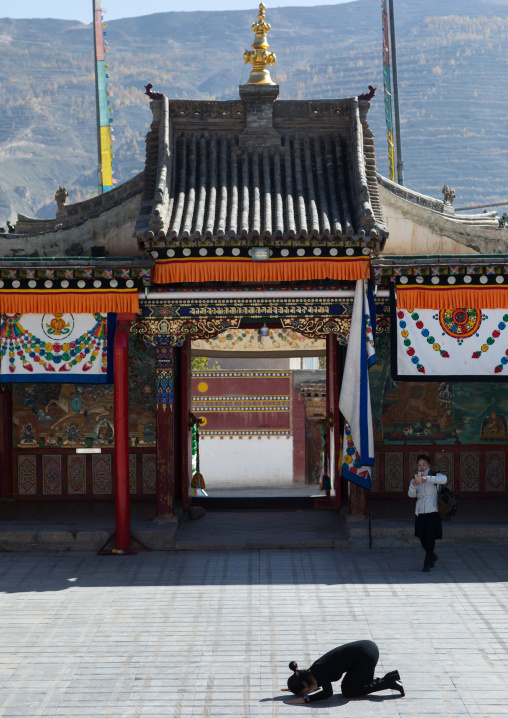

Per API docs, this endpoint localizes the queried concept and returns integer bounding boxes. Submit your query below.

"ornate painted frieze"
[191,327,325,353]
[396,270,508,287]
[374,263,508,286]
[134,298,390,347]
[139,297,354,320]
[133,318,242,349]
[0,265,151,289]
[281,317,352,345]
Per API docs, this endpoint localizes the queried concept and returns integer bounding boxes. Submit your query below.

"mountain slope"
[0,0,507,223]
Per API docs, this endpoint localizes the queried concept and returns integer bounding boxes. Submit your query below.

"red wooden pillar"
[0,385,12,499]
[173,348,183,504]
[114,313,136,552]
[155,342,176,518]
[326,333,342,508]
[180,337,192,510]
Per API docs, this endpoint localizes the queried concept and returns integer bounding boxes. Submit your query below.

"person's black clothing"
[419,537,436,557]
[414,511,442,542]
[307,640,379,702]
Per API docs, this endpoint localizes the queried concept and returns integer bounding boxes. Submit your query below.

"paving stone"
[1,544,508,716]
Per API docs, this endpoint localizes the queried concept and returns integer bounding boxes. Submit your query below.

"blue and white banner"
[0,313,116,382]
[340,280,376,489]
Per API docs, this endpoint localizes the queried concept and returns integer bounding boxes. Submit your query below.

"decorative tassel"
[320,474,331,491]
[191,422,206,492]
[319,425,330,491]
[191,472,206,489]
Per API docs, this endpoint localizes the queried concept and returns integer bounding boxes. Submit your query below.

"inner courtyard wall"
[198,436,294,486]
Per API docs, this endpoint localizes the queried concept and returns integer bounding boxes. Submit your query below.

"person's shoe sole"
[393,680,405,697]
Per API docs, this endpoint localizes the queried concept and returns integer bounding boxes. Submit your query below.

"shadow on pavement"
[1,542,508,594]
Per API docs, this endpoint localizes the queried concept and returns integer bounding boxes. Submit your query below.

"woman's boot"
[362,672,405,697]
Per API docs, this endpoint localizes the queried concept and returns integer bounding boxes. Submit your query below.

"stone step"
[0,520,179,552]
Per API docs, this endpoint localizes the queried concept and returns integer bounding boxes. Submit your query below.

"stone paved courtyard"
[1,544,508,717]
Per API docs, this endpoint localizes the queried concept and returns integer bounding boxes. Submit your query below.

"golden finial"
[243,3,276,85]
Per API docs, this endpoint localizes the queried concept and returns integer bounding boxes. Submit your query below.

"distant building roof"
[377,173,508,256]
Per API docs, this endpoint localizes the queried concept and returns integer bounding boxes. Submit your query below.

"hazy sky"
[4,0,353,23]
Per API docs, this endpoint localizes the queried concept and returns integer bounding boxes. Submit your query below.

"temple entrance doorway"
[187,324,329,502]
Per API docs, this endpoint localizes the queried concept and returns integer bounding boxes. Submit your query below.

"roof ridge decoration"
[243,3,276,85]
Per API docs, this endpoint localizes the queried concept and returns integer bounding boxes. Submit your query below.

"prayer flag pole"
[382,0,404,185]
[388,0,404,185]
[93,0,114,193]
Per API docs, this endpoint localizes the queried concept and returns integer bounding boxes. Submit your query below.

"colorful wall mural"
[370,332,508,445]
[12,323,507,470]
[12,336,156,448]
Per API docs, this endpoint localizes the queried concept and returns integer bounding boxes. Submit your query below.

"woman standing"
[283,640,404,704]
[408,454,447,572]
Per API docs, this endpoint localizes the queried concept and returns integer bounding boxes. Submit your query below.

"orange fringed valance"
[397,286,508,310]
[153,256,370,285]
[0,289,139,315]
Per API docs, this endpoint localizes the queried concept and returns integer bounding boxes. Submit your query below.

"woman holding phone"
[408,454,447,572]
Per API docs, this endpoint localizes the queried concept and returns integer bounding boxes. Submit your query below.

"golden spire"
[243,3,276,85]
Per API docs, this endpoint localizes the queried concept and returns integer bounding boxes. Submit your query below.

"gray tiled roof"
[136,95,387,244]
[167,131,361,239]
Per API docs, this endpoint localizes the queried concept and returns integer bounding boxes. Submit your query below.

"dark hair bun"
[289,661,298,672]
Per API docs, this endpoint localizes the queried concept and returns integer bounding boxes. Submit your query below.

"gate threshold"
[190,495,328,510]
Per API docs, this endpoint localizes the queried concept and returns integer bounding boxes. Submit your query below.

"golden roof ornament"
[243,3,276,85]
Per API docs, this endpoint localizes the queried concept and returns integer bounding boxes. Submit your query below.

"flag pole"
[388,0,404,185]
[93,0,102,193]
[381,0,395,182]
[93,0,114,193]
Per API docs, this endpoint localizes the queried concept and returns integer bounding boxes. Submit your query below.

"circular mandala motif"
[439,308,481,339]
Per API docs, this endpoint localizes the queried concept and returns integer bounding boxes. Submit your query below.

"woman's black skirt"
[415,512,442,541]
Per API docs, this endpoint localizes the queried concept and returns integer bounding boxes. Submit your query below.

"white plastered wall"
[379,183,493,256]
[197,436,293,486]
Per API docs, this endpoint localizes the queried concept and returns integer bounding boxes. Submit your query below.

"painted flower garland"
[0,313,108,374]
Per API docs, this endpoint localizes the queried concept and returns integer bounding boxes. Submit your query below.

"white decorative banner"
[339,280,376,490]
[394,306,508,379]
[0,313,115,382]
